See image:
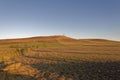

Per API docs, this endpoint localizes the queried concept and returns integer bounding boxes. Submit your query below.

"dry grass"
[0,36,120,80]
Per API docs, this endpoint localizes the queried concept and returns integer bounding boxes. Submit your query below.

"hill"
[0,35,120,80]
[0,35,77,43]
[0,35,119,44]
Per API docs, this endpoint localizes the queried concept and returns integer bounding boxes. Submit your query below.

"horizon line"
[0,35,119,42]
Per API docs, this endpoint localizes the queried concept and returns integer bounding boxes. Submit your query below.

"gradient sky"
[0,0,120,40]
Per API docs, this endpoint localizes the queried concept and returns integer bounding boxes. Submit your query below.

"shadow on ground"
[31,61,120,80]
[0,71,36,80]
[0,61,120,80]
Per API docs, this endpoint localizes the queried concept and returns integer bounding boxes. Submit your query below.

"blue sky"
[0,0,120,40]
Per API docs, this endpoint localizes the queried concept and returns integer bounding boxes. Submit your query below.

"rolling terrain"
[0,35,120,80]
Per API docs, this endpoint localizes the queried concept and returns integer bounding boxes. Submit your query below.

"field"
[0,36,120,80]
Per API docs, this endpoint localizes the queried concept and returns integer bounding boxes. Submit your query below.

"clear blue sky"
[0,0,120,40]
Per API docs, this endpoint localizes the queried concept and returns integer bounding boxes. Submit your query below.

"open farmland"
[0,36,120,80]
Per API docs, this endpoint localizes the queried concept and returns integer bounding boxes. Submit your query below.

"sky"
[0,0,120,41]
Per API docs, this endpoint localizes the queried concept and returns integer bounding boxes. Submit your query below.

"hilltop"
[0,35,77,42]
[0,35,119,43]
